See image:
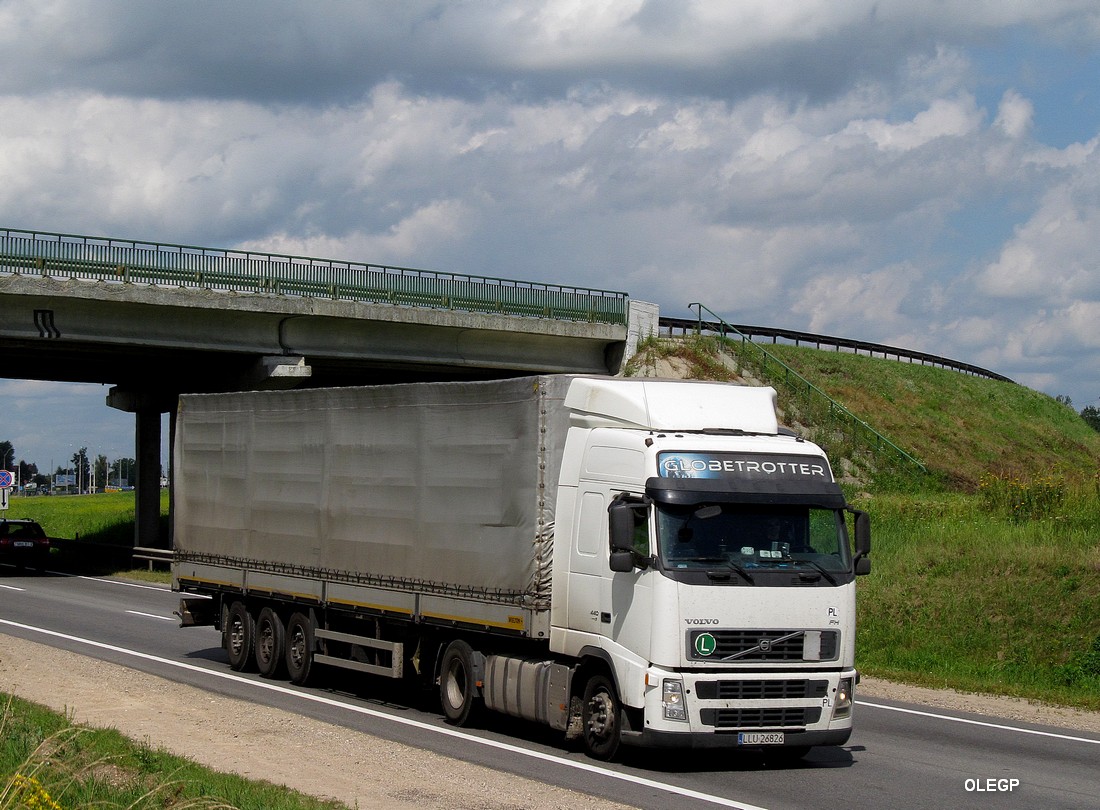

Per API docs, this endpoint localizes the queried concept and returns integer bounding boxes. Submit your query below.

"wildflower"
[6,774,63,810]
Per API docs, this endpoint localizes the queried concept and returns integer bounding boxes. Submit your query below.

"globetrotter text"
[660,458,827,477]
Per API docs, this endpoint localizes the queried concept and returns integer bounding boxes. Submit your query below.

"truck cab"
[550,379,869,758]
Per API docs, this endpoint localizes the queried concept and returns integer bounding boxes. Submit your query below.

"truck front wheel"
[225,601,255,672]
[439,640,481,726]
[581,673,622,761]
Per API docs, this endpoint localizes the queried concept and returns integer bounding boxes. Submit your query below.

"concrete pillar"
[108,387,173,550]
[135,407,164,549]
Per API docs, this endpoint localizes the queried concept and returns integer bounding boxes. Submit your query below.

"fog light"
[834,677,853,718]
[662,679,687,721]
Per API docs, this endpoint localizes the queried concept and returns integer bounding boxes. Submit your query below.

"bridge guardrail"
[660,316,1012,383]
[0,227,628,326]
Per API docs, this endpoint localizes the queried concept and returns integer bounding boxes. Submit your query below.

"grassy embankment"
[628,334,1100,710]
[0,694,342,810]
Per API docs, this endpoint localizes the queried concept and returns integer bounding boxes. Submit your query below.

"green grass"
[6,490,169,544]
[852,488,1100,709]
[757,341,1100,491]
[0,694,345,810]
[6,490,172,577]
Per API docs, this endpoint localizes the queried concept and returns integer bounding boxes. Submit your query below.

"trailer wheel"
[254,607,286,678]
[581,673,622,761]
[226,601,255,672]
[285,612,315,686]
[439,640,481,726]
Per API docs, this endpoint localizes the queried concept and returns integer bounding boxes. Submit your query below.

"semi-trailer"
[173,375,870,760]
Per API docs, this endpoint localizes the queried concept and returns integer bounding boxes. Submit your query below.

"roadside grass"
[853,485,1100,710]
[7,490,169,545]
[8,490,171,580]
[0,694,345,810]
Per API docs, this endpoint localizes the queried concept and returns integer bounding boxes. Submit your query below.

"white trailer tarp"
[174,376,571,608]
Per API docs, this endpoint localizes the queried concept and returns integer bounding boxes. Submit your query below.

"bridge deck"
[0,227,628,326]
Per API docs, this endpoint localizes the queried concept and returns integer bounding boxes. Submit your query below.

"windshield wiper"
[794,559,838,585]
[686,557,756,584]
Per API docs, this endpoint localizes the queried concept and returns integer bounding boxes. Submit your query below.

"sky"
[1,1,1099,474]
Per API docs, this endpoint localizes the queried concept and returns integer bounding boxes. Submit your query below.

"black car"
[0,518,51,570]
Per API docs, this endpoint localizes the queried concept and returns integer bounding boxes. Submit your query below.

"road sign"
[0,470,13,489]
[0,487,8,510]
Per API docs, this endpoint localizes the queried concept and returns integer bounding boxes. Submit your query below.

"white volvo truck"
[173,375,870,760]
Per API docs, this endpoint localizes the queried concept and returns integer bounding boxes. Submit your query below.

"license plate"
[14,541,33,548]
[738,732,784,746]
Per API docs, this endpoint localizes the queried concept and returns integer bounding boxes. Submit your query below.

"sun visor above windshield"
[565,378,779,433]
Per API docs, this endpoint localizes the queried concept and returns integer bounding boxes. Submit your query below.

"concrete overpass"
[0,227,657,549]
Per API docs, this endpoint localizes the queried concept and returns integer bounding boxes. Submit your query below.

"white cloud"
[995,90,1033,139]
[977,183,1100,303]
[842,96,982,152]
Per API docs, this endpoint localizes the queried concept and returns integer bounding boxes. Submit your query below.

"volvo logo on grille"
[722,630,805,661]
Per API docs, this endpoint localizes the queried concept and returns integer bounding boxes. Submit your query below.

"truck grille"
[695,679,829,701]
[700,707,822,729]
[688,629,838,662]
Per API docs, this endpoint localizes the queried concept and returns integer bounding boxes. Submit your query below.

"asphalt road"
[2,566,1098,810]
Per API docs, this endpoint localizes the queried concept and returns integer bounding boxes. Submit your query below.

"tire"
[581,673,622,761]
[225,601,255,672]
[254,607,286,678]
[438,640,481,726]
[285,612,315,686]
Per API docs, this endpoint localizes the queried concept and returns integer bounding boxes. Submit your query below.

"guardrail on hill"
[660,315,1013,383]
[680,304,928,474]
[0,227,629,326]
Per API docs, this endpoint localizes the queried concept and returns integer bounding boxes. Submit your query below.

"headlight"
[662,679,687,721]
[833,677,853,718]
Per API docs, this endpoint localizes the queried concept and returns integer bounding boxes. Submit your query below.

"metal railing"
[133,546,172,570]
[686,304,927,473]
[0,227,629,326]
[661,316,1012,383]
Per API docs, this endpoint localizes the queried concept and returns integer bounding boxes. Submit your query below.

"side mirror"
[850,509,871,575]
[608,501,636,556]
[609,550,635,573]
[608,496,649,572]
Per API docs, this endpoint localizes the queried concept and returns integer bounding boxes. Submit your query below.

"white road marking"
[0,583,25,592]
[125,610,176,622]
[0,618,768,810]
[857,700,1100,745]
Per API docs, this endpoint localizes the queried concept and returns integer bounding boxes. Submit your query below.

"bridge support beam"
[107,388,174,550]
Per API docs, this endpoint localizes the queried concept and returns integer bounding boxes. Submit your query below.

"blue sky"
[1,1,1099,472]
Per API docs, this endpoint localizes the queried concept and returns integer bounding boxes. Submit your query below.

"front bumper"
[622,667,857,750]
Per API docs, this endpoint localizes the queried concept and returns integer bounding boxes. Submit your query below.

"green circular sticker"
[694,632,716,657]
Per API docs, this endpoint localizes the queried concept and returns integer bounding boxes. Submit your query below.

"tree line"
[0,441,137,492]
[1055,397,1100,433]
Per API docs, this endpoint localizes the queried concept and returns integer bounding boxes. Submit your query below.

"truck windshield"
[656,503,851,575]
